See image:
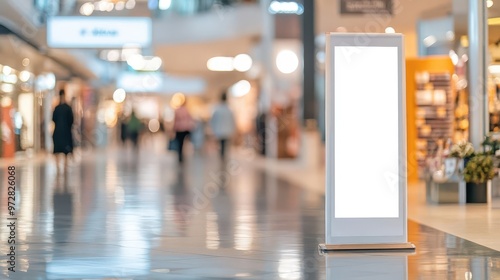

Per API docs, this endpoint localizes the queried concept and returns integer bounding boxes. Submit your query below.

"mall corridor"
[0,148,498,279]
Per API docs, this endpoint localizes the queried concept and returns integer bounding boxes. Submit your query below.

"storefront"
[0,63,37,158]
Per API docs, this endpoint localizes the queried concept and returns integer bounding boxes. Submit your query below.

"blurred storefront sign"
[116,72,206,94]
[340,0,392,15]
[47,17,152,48]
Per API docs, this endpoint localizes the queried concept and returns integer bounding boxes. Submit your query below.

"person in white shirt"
[210,91,236,159]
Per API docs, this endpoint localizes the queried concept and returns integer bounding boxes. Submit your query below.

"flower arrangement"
[482,135,500,155]
[463,154,496,184]
[450,141,475,158]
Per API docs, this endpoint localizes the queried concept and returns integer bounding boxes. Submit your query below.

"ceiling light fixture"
[268,1,304,15]
[159,0,172,10]
[276,50,299,74]
[233,54,253,72]
[207,57,234,72]
[231,80,251,97]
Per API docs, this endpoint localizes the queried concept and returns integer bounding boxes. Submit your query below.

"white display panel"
[334,46,399,218]
[325,33,408,246]
[47,17,152,48]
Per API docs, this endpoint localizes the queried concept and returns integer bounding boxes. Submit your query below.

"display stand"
[320,33,415,252]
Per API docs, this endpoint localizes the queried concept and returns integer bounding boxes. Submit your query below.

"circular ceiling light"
[276,50,299,74]
[233,54,253,72]
[113,88,127,103]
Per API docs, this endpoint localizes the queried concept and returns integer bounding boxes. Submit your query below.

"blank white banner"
[334,46,399,218]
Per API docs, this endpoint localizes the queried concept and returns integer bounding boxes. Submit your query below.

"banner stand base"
[319,243,415,252]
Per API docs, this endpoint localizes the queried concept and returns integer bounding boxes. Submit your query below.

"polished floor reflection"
[0,149,499,279]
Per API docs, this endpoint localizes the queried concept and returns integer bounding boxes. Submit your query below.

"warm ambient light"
[489,17,500,25]
[489,65,500,74]
[113,88,127,103]
[487,0,494,8]
[170,92,186,109]
[276,50,299,74]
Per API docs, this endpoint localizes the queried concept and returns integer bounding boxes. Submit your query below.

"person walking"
[173,100,195,163]
[52,89,74,174]
[127,110,142,151]
[210,91,236,159]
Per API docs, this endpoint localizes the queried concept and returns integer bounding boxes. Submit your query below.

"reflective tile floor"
[0,149,499,279]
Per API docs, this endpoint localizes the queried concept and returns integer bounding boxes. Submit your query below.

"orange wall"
[406,56,455,182]
[1,105,15,158]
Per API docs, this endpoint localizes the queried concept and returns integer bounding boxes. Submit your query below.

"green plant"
[463,154,496,183]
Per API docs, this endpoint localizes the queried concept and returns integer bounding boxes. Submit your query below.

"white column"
[468,0,488,149]
[260,0,277,158]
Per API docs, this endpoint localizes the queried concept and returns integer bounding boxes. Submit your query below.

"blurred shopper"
[173,100,195,163]
[118,113,127,146]
[210,91,236,159]
[191,119,206,153]
[52,89,74,173]
[127,110,142,150]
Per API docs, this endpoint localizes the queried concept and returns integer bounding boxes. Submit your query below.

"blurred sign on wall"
[340,0,392,15]
[47,17,152,48]
[116,72,206,94]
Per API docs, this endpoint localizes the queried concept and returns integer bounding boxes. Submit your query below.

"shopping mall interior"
[2,0,500,279]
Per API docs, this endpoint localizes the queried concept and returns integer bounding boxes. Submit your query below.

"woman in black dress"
[52,89,74,173]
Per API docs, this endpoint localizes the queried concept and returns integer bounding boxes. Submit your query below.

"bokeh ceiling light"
[148,119,160,133]
[80,2,94,15]
[489,65,500,74]
[488,0,494,8]
[1,84,14,94]
[107,50,121,62]
[170,92,186,109]
[276,50,299,74]
[159,0,172,10]
[19,71,32,82]
[126,0,136,9]
[113,88,127,103]
[3,74,18,84]
[207,57,234,71]
[115,1,125,10]
[22,58,30,67]
[385,27,395,33]
[268,1,304,14]
[446,30,455,41]
[233,54,253,72]
[127,55,162,71]
[2,65,12,75]
[1,97,12,107]
[231,80,251,97]
[423,35,437,47]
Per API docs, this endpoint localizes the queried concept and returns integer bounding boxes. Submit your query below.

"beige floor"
[241,153,500,252]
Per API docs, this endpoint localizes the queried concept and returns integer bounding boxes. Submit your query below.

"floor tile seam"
[407,218,500,252]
